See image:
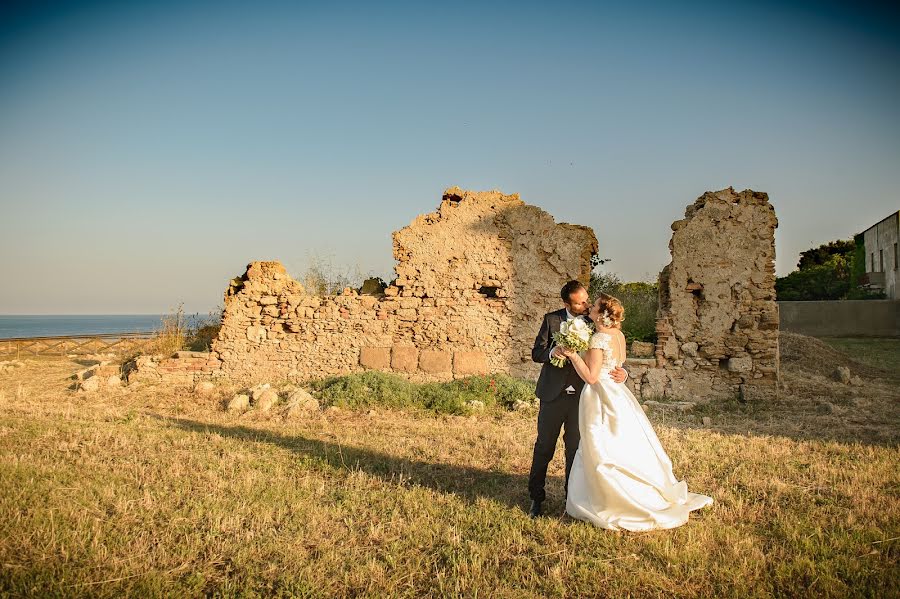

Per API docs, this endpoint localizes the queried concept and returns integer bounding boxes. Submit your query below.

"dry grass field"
[1,334,898,597]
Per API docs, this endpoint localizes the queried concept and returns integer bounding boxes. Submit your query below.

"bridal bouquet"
[550,317,594,367]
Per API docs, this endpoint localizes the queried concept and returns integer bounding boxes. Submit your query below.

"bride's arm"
[560,347,605,385]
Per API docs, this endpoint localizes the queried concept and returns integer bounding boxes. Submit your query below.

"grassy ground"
[1,337,898,598]
[822,337,900,375]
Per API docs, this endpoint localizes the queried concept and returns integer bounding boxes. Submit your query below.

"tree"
[776,238,883,300]
[775,254,851,300]
[796,239,855,270]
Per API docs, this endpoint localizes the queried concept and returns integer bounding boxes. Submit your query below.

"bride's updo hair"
[597,293,625,327]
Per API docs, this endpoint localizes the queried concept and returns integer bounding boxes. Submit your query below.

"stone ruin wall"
[208,188,597,384]
[624,187,780,401]
[141,185,779,403]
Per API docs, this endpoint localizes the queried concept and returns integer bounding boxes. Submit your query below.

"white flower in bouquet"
[550,316,594,367]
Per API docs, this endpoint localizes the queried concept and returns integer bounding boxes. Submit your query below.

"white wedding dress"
[566,331,713,531]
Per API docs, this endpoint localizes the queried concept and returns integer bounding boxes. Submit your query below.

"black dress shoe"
[528,500,543,518]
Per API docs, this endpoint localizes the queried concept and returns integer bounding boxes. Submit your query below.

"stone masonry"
[209,188,598,383]
[623,187,780,401]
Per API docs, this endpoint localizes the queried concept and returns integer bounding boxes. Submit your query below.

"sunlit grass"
[0,353,897,597]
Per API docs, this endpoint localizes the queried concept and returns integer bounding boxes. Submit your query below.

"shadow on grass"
[153,415,556,513]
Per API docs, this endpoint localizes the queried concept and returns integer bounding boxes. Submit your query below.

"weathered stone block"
[453,351,488,375]
[359,347,391,370]
[391,346,419,373]
[247,326,266,343]
[419,349,452,373]
[726,357,753,373]
[641,369,669,398]
[680,342,698,357]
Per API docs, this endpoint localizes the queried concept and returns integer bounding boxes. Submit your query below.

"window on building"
[871,252,875,272]
[895,243,898,270]
[880,249,884,272]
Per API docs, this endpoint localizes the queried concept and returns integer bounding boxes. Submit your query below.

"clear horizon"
[2,0,898,314]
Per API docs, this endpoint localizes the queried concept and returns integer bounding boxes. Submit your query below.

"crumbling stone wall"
[630,187,779,400]
[210,188,597,383]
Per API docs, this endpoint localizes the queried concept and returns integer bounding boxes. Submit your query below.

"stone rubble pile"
[71,361,122,392]
[122,351,222,386]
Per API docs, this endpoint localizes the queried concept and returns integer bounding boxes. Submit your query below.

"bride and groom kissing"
[528,280,712,531]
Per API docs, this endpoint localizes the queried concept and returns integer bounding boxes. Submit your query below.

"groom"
[528,280,628,518]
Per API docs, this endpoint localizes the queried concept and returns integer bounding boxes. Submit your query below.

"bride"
[558,293,713,531]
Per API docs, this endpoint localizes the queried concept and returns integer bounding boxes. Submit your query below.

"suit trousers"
[527,389,581,503]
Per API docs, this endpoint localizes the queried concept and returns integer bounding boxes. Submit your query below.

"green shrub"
[416,383,472,415]
[308,372,536,415]
[311,371,417,410]
[446,375,536,410]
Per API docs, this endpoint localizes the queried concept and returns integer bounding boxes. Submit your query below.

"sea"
[0,315,173,339]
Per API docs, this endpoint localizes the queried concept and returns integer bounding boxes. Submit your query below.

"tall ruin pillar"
[655,187,779,400]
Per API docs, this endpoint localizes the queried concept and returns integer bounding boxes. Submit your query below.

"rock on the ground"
[194,381,215,395]
[513,399,535,412]
[78,377,101,393]
[832,367,851,384]
[73,362,121,383]
[255,389,279,412]
[849,375,863,387]
[284,389,319,418]
[228,394,250,412]
[250,383,271,401]
[466,400,485,412]
[702,416,712,426]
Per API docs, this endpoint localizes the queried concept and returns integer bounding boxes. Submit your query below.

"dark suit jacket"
[532,309,590,402]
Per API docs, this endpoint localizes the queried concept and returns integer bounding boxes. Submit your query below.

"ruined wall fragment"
[209,188,598,383]
[646,187,780,400]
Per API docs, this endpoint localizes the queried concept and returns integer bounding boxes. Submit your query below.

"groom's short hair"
[560,280,585,303]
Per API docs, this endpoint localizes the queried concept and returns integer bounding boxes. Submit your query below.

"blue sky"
[1,0,898,314]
